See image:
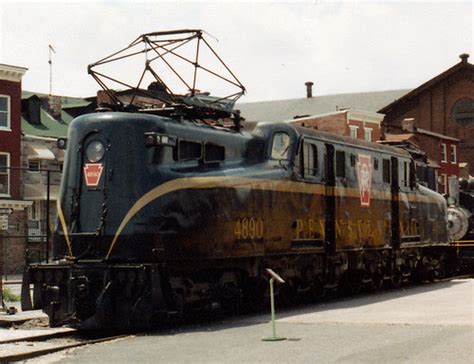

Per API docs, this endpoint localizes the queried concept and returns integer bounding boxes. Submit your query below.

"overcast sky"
[0,0,472,102]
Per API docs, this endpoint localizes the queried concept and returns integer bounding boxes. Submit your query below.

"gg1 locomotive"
[21,111,457,328]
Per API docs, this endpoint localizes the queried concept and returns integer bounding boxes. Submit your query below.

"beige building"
[21,134,63,247]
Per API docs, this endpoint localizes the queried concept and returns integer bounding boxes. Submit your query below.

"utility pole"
[48,44,56,96]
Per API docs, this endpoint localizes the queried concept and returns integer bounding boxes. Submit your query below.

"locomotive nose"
[78,136,108,235]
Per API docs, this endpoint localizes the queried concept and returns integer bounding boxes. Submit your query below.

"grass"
[2,287,20,302]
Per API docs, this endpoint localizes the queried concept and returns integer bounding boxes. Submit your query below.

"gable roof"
[379,55,474,114]
[236,89,411,122]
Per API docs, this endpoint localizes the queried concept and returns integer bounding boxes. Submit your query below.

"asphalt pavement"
[25,278,473,364]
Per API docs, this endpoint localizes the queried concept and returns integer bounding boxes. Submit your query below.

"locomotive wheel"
[130,294,155,329]
[218,283,241,314]
[364,269,384,292]
[278,278,299,306]
[341,271,362,296]
[390,266,403,288]
[412,261,425,283]
[32,283,43,309]
[434,257,447,280]
[243,278,269,312]
[170,292,185,324]
[311,277,327,300]
[372,269,385,291]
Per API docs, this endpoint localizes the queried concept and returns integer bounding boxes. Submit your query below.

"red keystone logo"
[356,154,373,207]
[83,163,104,187]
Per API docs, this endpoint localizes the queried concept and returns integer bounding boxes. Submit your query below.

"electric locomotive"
[20,30,457,329]
[21,112,456,328]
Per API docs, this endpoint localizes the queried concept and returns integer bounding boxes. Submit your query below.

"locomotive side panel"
[140,180,327,260]
[333,146,392,250]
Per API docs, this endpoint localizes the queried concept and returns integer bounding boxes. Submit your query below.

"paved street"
[28,278,473,364]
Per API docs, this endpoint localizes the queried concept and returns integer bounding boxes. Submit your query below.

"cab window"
[271,132,290,160]
[303,142,318,176]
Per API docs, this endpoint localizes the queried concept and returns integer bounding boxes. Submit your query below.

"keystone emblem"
[356,154,373,207]
[83,163,104,187]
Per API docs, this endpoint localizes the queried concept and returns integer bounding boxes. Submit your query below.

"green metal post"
[262,277,286,341]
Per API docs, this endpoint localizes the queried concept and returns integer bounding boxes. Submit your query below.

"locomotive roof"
[255,121,411,158]
[72,112,410,159]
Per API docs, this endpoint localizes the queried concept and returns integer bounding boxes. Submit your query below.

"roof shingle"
[236,89,411,122]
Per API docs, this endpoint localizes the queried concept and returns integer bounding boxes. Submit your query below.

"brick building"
[290,109,384,142]
[0,63,32,274]
[383,117,460,194]
[380,54,474,175]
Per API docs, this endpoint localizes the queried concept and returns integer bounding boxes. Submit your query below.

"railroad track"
[0,330,129,362]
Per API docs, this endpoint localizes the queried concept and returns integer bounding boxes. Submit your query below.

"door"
[390,156,400,249]
[325,144,336,254]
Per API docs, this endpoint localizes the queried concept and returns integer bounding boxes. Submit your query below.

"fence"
[1,166,62,276]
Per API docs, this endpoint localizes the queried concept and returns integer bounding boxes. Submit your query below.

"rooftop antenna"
[48,44,56,95]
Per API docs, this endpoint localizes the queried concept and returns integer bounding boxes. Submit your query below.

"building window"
[452,98,474,128]
[28,159,41,172]
[0,153,10,196]
[28,201,43,221]
[349,125,358,139]
[439,173,447,194]
[441,173,448,193]
[364,128,372,142]
[0,95,11,130]
[441,143,447,162]
[450,145,457,164]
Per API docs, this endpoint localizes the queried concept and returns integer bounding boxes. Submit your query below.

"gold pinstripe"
[56,200,73,257]
[106,176,315,258]
[104,176,440,259]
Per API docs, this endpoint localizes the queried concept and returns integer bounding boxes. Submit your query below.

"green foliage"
[2,287,20,302]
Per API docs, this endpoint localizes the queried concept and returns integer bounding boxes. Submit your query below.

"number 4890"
[234,217,264,240]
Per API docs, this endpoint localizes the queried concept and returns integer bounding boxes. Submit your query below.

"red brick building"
[0,63,31,275]
[290,109,384,142]
[0,64,28,200]
[384,118,460,193]
[381,54,474,175]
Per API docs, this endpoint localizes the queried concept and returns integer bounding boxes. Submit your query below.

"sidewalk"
[2,274,23,285]
[1,275,48,330]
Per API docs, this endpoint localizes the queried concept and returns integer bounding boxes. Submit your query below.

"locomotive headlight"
[85,141,105,162]
[160,135,169,144]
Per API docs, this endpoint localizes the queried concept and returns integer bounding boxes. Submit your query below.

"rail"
[0,330,129,362]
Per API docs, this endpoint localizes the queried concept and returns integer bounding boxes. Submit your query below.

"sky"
[0,0,472,103]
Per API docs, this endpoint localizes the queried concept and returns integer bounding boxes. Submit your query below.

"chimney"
[305,81,314,98]
[460,53,469,64]
[402,118,416,133]
[41,95,62,119]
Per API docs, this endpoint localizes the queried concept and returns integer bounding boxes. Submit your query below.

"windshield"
[271,132,290,160]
